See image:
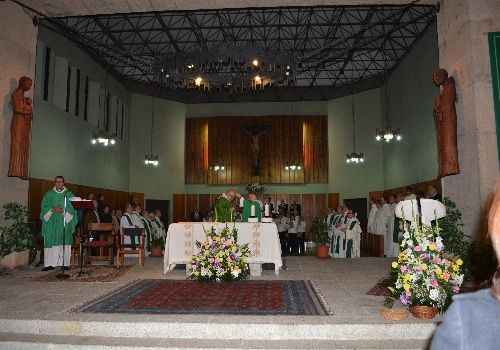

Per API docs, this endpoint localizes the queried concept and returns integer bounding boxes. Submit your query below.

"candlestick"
[264,203,269,217]
[250,205,255,217]
[239,197,244,207]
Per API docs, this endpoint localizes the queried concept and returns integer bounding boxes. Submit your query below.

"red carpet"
[77,279,332,315]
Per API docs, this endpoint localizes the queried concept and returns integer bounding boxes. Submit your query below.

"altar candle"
[251,205,255,217]
[264,203,269,217]
[239,197,244,207]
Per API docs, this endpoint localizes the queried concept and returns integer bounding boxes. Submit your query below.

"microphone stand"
[56,193,70,279]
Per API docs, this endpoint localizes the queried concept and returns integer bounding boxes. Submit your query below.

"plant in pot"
[310,218,330,259]
[0,202,35,268]
[150,236,164,257]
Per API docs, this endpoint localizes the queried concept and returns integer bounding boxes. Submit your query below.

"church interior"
[0,0,499,349]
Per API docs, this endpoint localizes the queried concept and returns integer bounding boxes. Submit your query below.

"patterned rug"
[76,279,332,315]
[31,265,134,282]
[366,283,391,296]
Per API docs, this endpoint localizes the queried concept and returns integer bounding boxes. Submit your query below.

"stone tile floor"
[0,255,440,325]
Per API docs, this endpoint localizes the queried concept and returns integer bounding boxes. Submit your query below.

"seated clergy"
[345,210,362,258]
[190,207,204,222]
[240,193,262,222]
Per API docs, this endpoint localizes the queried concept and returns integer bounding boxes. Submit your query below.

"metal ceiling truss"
[45,4,437,103]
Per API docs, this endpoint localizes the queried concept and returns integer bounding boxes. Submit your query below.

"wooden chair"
[71,226,83,269]
[116,227,145,267]
[84,223,114,266]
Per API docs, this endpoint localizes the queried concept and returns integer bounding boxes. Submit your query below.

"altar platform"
[0,256,439,349]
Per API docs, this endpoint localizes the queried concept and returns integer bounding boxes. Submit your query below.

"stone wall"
[0,2,38,217]
[437,0,500,240]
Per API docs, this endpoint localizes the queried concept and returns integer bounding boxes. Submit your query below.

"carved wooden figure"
[8,76,33,180]
[433,69,460,178]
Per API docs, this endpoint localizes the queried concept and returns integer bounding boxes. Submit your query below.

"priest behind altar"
[39,176,78,271]
[240,192,262,222]
[214,188,238,222]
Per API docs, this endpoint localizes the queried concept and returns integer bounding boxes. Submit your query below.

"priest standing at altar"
[214,189,238,222]
[39,176,78,271]
[240,193,262,222]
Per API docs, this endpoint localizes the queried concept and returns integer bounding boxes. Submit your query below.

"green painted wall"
[30,26,131,190]
[31,98,130,190]
[382,24,439,189]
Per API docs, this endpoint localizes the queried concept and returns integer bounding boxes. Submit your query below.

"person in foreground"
[430,181,500,350]
[39,176,78,271]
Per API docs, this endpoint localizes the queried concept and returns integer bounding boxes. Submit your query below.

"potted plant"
[310,218,330,259]
[149,236,164,257]
[0,202,35,268]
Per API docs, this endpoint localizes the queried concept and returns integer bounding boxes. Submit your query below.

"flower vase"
[410,305,437,319]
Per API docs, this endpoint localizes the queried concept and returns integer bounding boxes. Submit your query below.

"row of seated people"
[71,202,166,268]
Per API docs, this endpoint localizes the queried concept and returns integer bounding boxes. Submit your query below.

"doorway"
[343,198,368,229]
[146,199,170,226]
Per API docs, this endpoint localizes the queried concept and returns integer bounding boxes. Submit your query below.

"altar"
[163,222,283,276]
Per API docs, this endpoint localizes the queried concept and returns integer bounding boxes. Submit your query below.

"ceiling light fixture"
[346,92,364,164]
[144,94,159,166]
[376,50,401,143]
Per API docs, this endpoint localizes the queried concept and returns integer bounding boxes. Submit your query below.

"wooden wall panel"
[328,193,340,209]
[186,115,327,184]
[314,193,327,218]
[172,194,185,223]
[198,194,211,219]
[28,178,44,221]
[185,194,198,221]
[301,193,314,228]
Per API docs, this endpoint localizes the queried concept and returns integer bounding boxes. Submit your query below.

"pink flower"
[431,279,439,287]
[400,266,408,274]
[414,246,422,252]
[442,272,450,281]
[444,260,451,267]
[452,285,460,293]
[433,256,442,264]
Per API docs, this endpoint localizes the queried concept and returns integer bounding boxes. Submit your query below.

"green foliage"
[438,198,475,283]
[0,202,35,258]
[150,236,164,249]
[310,218,330,245]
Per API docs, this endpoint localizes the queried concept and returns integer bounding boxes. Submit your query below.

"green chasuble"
[39,187,78,248]
[241,198,262,222]
[214,195,234,222]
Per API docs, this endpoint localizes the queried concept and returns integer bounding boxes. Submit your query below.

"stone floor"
[0,256,439,349]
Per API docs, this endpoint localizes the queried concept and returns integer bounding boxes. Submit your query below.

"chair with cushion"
[116,227,145,267]
[84,222,114,266]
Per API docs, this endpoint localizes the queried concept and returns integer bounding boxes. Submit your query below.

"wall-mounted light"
[285,162,301,171]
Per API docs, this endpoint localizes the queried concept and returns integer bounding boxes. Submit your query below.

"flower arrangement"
[245,182,266,194]
[387,218,464,312]
[188,225,250,282]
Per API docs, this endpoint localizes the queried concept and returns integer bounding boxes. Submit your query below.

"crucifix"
[241,124,271,176]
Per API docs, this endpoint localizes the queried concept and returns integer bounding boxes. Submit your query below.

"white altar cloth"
[163,222,283,275]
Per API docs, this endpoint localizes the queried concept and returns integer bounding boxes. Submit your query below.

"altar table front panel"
[163,222,283,275]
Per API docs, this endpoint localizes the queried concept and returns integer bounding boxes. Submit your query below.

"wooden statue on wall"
[8,76,33,180]
[241,125,271,176]
[433,69,460,178]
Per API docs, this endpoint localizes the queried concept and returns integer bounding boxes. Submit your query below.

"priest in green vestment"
[39,176,78,270]
[214,189,238,222]
[240,193,262,222]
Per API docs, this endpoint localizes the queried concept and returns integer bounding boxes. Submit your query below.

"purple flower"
[399,294,410,306]
[452,285,460,293]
